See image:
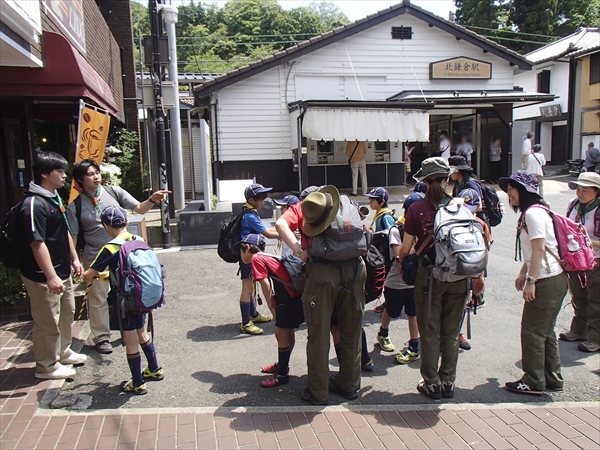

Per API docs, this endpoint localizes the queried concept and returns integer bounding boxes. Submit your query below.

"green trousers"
[521,273,568,391]
[567,264,600,344]
[414,262,468,385]
[302,258,366,403]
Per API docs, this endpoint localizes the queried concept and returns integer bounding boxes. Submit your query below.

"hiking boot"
[250,313,271,323]
[300,388,327,405]
[459,334,471,350]
[578,340,600,352]
[395,348,420,364]
[361,358,375,372]
[377,334,395,352]
[329,376,359,400]
[559,330,586,342]
[442,381,455,399]
[142,367,164,381]
[120,379,147,395]
[260,373,290,388]
[240,321,263,335]
[95,341,113,354]
[59,352,87,366]
[374,302,386,313]
[261,362,278,374]
[35,364,76,380]
[417,379,441,401]
[504,380,544,395]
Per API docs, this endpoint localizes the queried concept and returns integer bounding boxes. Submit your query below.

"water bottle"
[567,235,580,252]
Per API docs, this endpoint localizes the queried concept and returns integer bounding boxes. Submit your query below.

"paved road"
[60,177,600,409]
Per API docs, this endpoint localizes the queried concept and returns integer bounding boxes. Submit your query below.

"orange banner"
[69,104,110,203]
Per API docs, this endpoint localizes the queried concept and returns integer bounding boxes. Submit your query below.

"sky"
[163,0,457,22]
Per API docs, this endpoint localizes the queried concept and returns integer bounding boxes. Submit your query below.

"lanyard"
[47,195,72,235]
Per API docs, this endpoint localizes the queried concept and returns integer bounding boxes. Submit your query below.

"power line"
[463,25,560,40]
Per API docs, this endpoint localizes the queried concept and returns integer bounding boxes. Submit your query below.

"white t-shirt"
[568,203,600,259]
[528,153,546,176]
[439,138,451,160]
[522,139,532,156]
[520,206,563,279]
[456,143,474,161]
[384,227,412,290]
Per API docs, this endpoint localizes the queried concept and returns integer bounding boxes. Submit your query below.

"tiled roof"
[526,27,600,63]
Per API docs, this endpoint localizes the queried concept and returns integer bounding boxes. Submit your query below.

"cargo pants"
[302,258,366,403]
[413,261,469,385]
[567,264,600,344]
[82,261,111,345]
[520,273,568,390]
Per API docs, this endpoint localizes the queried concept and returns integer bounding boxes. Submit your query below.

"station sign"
[430,57,491,79]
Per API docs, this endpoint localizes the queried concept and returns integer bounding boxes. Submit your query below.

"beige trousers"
[351,160,368,195]
[21,276,75,374]
[82,261,111,344]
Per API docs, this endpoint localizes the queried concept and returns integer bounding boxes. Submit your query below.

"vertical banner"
[69,101,111,203]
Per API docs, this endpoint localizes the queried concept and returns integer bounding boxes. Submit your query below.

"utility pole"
[149,0,170,248]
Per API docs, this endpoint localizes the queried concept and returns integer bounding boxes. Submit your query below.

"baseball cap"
[235,233,266,251]
[458,189,481,213]
[411,181,427,194]
[403,192,425,210]
[363,187,389,202]
[244,183,273,200]
[100,205,128,227]
[273,195,299,207]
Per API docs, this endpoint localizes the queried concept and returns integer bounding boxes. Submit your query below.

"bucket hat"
[244,183,273,200]
[274,195,299,207]
[568,172,600,190]
[301,185,340,237]
[448,155,472,172]
[235,233,266,251]
[413,157,456,183]
[458,188,481,213]
[363,187,389,202]
[498,170,540,196]
[101,206,128,227]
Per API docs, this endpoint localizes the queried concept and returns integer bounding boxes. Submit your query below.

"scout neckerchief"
[371,207,393,229]
[83,187,102,214]
[47,193,72,235]
[576,197,600,225]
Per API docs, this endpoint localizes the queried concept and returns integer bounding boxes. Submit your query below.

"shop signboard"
[430,57,491,79]
[540,104,562,118]
[41,0,85,54]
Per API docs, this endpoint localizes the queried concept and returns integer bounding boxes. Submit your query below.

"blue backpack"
[110,236,165,313]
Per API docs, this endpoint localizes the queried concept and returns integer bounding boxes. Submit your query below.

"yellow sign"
[430,57,491,79]
[69,103,110,202]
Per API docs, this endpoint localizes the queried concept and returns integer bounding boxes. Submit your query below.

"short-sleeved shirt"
[520,207,563,279]
[240,208,266,240]
[568,202,600,259]
[67,186,139,263]
[522,139,532,156]
[528,153,546,176]
[374,213,395,232]
[490,144,502,162]
[251,252,299,298]
[439,138,451,159]
[19,195,72,283]
[403,198,437,254]
[456,143,474,161]
[90,232,136,297]
[585,147,600,169]
[385,226,412,290]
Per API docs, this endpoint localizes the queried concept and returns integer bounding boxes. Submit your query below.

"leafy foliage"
[109,130,145,200]
[0,263,27,304]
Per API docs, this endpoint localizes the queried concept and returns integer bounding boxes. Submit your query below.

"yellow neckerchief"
[371,207,393,228]
[244,202,258,213]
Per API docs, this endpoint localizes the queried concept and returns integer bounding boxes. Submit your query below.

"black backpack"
[371,221,404,274]
[217,208,252,263]
[363,244,386,303]
[471,179,503,227]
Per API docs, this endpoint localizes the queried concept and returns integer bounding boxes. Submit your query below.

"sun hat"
[448,155,472,172]
[301,185,340,237]
[244,183,273,200]
[588,142,595,147]
[458,188,481,213]
[498,170,540,196]
[299,185,322,201]
[273,195,300,207]
[363,187,389,202]
[100,206,128,227]
[413,157,456,183]
[234,233,266,251]
[411,181,427,193]
[568,172,600,190]
[403,192,425,210]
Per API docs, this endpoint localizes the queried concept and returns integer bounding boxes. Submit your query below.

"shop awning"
[387,90,557,107]
[302,108,429,142]
[0,31,120,117]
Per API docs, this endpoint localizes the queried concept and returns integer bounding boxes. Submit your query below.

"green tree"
[454,0,502,29]
[306,1,350,30]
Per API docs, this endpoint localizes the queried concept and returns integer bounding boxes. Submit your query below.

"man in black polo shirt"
[19,152,86,380]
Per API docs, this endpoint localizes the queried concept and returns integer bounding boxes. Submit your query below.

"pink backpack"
[521,206,597,285]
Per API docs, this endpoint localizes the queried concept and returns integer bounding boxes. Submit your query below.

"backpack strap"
[415,233,433,256]
[103,185,118,203]
[517,205,553,273]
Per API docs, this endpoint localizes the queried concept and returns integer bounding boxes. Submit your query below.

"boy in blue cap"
[364,187,395,232]
[238,183,280,335]
[83,206,163,395]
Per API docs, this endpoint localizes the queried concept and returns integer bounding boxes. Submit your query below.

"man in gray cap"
[585,142,599,172]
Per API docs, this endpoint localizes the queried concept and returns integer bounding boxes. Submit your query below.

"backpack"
[471,179,503,227]
[269,254,306,295]
[432,203,488,283]
[520,205,597,277]
[74,185,118,254]
[308,195,368,261]
[363,244,386,303]
[110,236,166,313]
[566,198,600,238]
[372,221,404,274]
[1,195,49,270]
[217,208,252,263]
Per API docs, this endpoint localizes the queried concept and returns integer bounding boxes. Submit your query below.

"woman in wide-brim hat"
[396,157,484,401]
[559,172,600,353]
[498,170,568,395]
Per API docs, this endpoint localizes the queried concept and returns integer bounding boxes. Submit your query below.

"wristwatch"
[526,276,537,284]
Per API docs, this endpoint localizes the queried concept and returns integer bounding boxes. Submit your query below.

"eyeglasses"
[85,170,101,177]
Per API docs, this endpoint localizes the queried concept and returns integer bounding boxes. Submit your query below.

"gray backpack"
[270,254,306,295]
[432,202,487,282]
[308,195,368,261]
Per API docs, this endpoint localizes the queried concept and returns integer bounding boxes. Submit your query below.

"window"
[590,52,600,85]
[391,26,412,40]
[537,70,551,93]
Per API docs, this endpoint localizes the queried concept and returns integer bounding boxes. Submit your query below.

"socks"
[250,297,258,317]
[409,339,420,352]
[334,344,342,365]
[361,329,370,365]
[141,339,160,372]
[127,352,144,387]
[240,302,251,325]
[276,347,292,376]
[379,327,389,337]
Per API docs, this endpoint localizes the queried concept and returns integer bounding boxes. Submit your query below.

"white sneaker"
[59,352,87,365]
[35,364,76,380]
